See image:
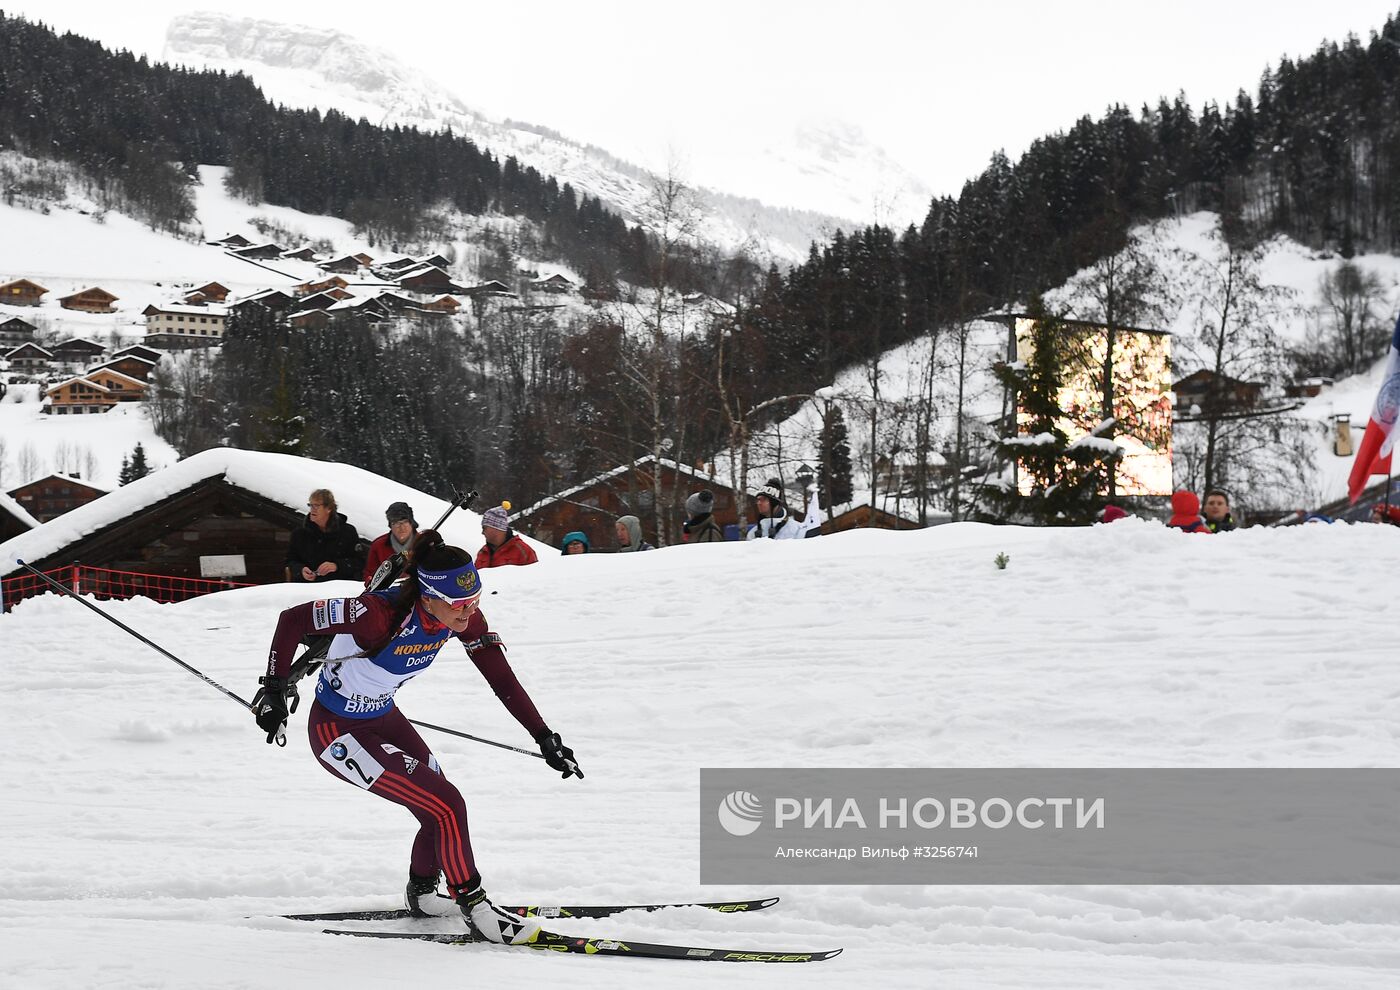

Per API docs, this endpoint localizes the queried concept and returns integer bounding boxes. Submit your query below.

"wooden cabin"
[4,341,51,372]
[58,287,118,313]
[0,317,37,348]
[0,278,49,306]
[7,474,107,522]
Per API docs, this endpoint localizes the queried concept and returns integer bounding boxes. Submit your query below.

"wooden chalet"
[320,254,363,274]
[46,368,148,414]
[114,344,164,364]
[0,491,38,543]
[90,353,159,382]
[209,233,253,248]
[1173,370,1265,413]
[398,265,464,294]
[1285,376,1335,399]
[530,273,575,294]
[295,274,349,296]
[512,456,741,549]
[191,281,231,302]
[182,291,211,305]
[7,474,107,522]
[58,287,118,313]
[288,309,332,330]
[229,289,295,318]
[421,295,461,314]
[0,317,37,348]
[823,502,924,534]
[352,252,374,266]
[0,278,49,306]
[463,280,516,298]
[281,246,319,261]
[296,288,354,311]
[50,338,106,364]
[232,242,284,261]
[4,341,53,371]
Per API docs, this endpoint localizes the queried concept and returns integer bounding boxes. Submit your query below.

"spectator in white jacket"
[746,479,803,540]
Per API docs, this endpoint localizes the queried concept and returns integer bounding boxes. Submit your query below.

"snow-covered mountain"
[160,13,932,263]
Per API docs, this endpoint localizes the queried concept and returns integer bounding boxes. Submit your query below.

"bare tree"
[1301,260,1390,378]
[1179,228,1296,495]
[17,442,42,484]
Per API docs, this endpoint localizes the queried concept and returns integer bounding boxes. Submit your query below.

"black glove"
[536,730,583,779]
[255,675,290,745]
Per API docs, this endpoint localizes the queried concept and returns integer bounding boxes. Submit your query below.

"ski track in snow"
[3,522,1399,987]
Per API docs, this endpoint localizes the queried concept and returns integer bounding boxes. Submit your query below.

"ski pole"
[12,558,274,734]
[404,717,545,761]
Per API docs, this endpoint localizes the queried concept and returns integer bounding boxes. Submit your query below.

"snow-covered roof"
[0,490,39,530]
[238,288,294,303]
[0,447,552,578]
[397,264,449,281]
[58,287,118,301]
[5,342,51,358]
[46,375,113,395]
[52,337,106,351]
[143,303,230,317]
[90,354,158,372]
[512,455,728,521]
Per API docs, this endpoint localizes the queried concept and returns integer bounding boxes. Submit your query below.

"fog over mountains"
[162,12,934,263]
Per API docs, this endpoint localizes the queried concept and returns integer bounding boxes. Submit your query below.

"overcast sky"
[12,1,1400,197]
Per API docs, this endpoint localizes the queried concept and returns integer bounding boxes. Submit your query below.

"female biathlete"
[254,530,580,944]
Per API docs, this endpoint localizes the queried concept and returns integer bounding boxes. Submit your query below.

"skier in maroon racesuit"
[254,529,580,944]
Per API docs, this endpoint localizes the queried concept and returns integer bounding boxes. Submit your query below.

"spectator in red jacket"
[1372,502,1400,527]
[1167,490,1211,533]
[475,502,539,569]
[363,501,419,582]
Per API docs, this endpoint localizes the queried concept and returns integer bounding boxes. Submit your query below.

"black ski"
[283,895,778,923]
[322,926,842,963]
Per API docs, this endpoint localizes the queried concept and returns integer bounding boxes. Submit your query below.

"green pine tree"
[118,442,152,485]
[987,299,1121,525]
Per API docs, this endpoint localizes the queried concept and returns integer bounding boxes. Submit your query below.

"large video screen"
[1015,316,1173,497]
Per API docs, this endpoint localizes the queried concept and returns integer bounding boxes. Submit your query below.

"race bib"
[319,732,386,790]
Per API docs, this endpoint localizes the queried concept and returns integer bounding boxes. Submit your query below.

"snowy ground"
[3,520,1399,987]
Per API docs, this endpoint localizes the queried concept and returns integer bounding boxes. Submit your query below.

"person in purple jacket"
[254,529,581,944]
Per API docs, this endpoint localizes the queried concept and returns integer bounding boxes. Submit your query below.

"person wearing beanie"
[1167,490,1212,533]
[363,501,420,582]
[746,478,802,540]
[560,531,590,555]
[1099,504,1128,523]
[475,501,540,569]
[614,514,654,552]
[1202,489,1238,532]
[682,489,725,543]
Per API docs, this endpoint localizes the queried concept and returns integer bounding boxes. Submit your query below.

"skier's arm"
[457,611,548,738]
[265,595,389,680]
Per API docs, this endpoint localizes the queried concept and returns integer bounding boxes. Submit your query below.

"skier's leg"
[306,706,479,891]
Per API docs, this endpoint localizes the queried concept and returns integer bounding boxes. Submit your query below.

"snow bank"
[2,520,1398,987]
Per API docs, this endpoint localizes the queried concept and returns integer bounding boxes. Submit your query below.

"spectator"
[746,479,802,540]
[363,501,419,582]
[1371,502,1400,527]
[560,531,590,555]
[1167,490,1211,533]
[287,488,362,582]
[682,489,725,543]
[614,515,654,552]
[1202,488,1238,532]
[1100,504,1128,523]
[475,502,539,569]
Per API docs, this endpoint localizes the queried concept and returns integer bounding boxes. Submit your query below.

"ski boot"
[404,870,455,918]
[455,876,541,944]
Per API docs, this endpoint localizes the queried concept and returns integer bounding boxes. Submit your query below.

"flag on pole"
[1347,314,1400,502]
